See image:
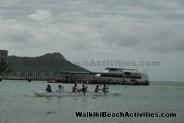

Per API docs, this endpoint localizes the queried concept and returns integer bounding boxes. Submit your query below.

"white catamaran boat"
[93,68,150,85]
[50,67,150,85]
[34,90,122,97]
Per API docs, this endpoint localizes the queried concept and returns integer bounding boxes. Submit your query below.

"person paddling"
[94,85,101,92]
[102,84,108,95]
[46,84,52,92]
[81,84,88,95]
[56,85,64,92]
[72,83,79,92]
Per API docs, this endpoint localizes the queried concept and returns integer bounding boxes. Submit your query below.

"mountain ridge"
[8,52,89,73]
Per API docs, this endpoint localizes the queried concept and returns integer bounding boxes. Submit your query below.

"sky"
[0,0,184,82]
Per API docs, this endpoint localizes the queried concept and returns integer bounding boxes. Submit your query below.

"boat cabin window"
[100,74,123,78]
[130,76,142,79]
[100,74,142,79]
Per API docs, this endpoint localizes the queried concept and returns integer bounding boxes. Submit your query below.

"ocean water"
[0,80,183,123]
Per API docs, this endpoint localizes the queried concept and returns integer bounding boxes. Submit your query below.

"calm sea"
[0,80,183,123]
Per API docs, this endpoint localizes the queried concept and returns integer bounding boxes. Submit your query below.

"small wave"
[46,111,56,115]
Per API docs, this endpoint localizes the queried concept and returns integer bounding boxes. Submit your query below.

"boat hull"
[34,91,121,97]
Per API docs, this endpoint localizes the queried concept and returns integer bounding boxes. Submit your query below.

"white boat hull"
[34,91,122,97]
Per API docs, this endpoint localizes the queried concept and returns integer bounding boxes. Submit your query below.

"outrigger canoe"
[34,90,122,97]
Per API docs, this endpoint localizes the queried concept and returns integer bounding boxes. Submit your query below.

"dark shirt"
[46,86,52,92]
[82,87,87,92]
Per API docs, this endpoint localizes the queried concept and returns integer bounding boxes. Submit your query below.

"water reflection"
[46,97,52,103]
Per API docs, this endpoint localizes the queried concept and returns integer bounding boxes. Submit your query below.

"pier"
[0,72,95,82]
[0,72,56,82]
[0,71,150,85]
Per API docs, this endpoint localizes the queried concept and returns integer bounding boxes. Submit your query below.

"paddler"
[102,84,108,95]
[72,83,79,92]
[94,85,101,92]
[46,84,52,92]
[81,84,88,95]
[56,85,64,92]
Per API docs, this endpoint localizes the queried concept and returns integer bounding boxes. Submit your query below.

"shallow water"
[0,81,184,123]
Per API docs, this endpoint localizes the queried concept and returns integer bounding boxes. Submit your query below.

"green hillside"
[8,52,89,73]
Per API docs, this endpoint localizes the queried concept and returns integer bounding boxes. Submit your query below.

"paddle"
[86,81,88,91]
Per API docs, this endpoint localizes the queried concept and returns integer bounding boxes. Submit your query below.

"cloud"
[0,18,33,44]
[0,0,184,54]
[28,9,53,22]
[98,15,184,53]
[1,0,184,81]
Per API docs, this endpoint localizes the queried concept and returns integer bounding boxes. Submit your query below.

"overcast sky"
[0,0,184,82]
